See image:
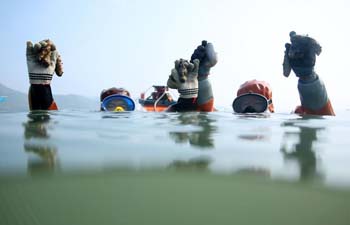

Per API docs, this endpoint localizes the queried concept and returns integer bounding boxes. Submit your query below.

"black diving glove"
[190,40,217,76]
[283,31,322,79]
[283,43,292,77]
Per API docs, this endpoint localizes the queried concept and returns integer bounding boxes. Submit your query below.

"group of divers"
[26,31,335,116]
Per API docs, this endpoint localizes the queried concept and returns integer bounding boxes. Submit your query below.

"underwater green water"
[1,110,350,225]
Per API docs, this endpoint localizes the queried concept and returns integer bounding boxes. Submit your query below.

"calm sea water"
[1,110,350,225]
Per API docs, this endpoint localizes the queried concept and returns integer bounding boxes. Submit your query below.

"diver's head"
[232,80,274,113]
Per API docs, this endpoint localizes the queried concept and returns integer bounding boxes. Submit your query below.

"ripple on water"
[0,110,350,188]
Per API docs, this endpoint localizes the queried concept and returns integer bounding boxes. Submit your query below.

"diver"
[232,31,335,116]
[166,59,200,112]
[26,39,64,110]
[100,87,131,102]
[232,80,275,114]
[100,87,135,111]
[190,40,218,112]
[283,31,335,116]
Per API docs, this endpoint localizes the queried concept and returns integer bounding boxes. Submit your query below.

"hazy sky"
[1,0,349,112]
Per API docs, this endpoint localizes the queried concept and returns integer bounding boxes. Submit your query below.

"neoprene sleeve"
[297,75,328,111]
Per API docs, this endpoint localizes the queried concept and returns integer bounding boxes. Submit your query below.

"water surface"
[1,110,350,225]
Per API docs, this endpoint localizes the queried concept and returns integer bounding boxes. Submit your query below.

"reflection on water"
[280,117,325,182]
[236,167,271,177]
[237,134,267,141]
[168,156,211,172]
[2,111,350,225]
[169,113,217,149]
[235,113,271,141]
[23,111,58,175]
[0,110,348,188]
[101,111,133,119]
[236,113,271,119]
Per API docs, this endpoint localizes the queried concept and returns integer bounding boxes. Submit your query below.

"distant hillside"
[0,83,99,112]
[0,83,28,111]
[54,94,99,111]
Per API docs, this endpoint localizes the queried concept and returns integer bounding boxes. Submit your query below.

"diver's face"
[105,99,127,111]
[233,94,269,113]
[240,98,267,113]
